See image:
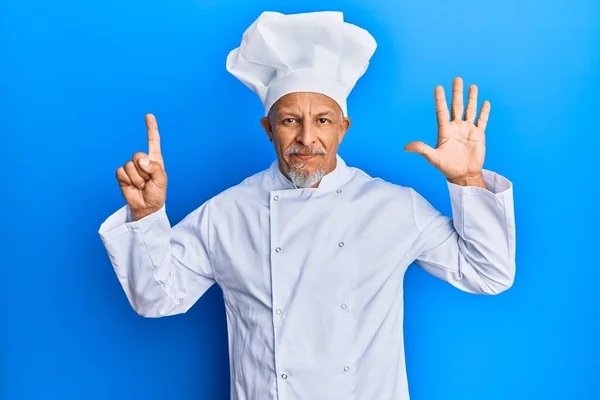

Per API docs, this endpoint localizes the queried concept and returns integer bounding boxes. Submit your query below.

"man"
[99,11,515,400]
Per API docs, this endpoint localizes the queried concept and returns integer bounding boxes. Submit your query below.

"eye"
[318,118,330,124]
[282,118,296,124]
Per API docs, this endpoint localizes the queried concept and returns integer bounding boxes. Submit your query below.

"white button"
[337,189,342,194]
[281,373,288,379]
[338,242,345,247]
[275,247,281,252]
[276,309,282,315]
[273,195,279,201]
[341,304,347,310]
[344,366,350,372]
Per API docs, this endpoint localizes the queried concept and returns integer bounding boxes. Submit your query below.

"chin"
[291,161,322,173]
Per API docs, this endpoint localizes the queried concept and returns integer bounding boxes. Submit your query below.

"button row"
[279,365,351,380]
[274,242,346,253]
[272,189,342,202]
[274,304,348,316]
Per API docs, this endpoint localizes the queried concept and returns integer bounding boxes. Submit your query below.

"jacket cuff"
[98,204,167,241]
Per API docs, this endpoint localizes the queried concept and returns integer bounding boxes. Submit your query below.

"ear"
[260,116,273,142]
[338,117,351,144]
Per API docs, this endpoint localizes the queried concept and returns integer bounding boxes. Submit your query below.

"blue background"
[2,0,598,399]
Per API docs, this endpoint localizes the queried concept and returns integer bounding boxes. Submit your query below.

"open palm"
[405,77,490,182]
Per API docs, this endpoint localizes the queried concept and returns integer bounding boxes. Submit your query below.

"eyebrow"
[276,112,301,119]
[314,111,334,117]
[276,110,335,119]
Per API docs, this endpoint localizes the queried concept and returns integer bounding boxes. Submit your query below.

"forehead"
[273,92,341,115]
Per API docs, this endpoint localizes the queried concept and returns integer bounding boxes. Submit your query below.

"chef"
[99,11,515,400]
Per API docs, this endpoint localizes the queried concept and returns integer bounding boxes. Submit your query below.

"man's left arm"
[403,77,516,294]
[408,169,515,295]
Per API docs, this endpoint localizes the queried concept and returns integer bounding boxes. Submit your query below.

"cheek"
[274,134,294,154]
[321,130,341,149]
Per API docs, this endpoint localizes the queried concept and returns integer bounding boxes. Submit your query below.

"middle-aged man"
[99,11,515,400]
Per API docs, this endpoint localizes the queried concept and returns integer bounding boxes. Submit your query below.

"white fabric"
[98,155,516,400]
[225,11,377,116]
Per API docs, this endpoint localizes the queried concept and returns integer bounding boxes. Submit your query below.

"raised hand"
[116,114,168,221]
[405,77,489,187]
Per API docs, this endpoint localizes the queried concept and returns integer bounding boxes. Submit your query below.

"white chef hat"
[226,11,377,117]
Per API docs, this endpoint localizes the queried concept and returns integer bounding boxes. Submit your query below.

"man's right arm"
[98,201,216,317]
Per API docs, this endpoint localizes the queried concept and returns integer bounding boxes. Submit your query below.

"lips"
[293,154,317,160]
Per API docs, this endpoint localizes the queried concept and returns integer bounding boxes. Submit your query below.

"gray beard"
[283,144,328,188]
[287,163,325,188]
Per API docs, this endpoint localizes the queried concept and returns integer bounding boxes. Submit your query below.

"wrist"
[131,207,161,222]
[448,173,487,189]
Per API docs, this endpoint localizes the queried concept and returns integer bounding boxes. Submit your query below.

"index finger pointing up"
[145,113,163,162]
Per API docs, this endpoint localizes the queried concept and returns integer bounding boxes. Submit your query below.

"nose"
[296,122,317,146]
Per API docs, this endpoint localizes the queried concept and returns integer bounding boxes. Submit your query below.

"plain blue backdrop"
[2,0,598,399]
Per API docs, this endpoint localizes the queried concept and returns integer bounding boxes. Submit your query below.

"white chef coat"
[98,154,515,400]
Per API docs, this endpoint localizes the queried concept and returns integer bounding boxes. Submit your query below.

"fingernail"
[140,158,150,168]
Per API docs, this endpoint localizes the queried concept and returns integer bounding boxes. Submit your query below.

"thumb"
[404,141,438,166]
[138,157,167,184]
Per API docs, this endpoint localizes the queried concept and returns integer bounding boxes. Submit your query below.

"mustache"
[285,145,327,156]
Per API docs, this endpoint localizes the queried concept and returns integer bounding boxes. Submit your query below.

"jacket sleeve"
[98,201,216,317]
[408,169,516,295]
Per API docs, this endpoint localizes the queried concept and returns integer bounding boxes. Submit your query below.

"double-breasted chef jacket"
[99,154,515,400]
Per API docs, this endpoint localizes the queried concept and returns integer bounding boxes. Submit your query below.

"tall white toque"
[226,11,377,117]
